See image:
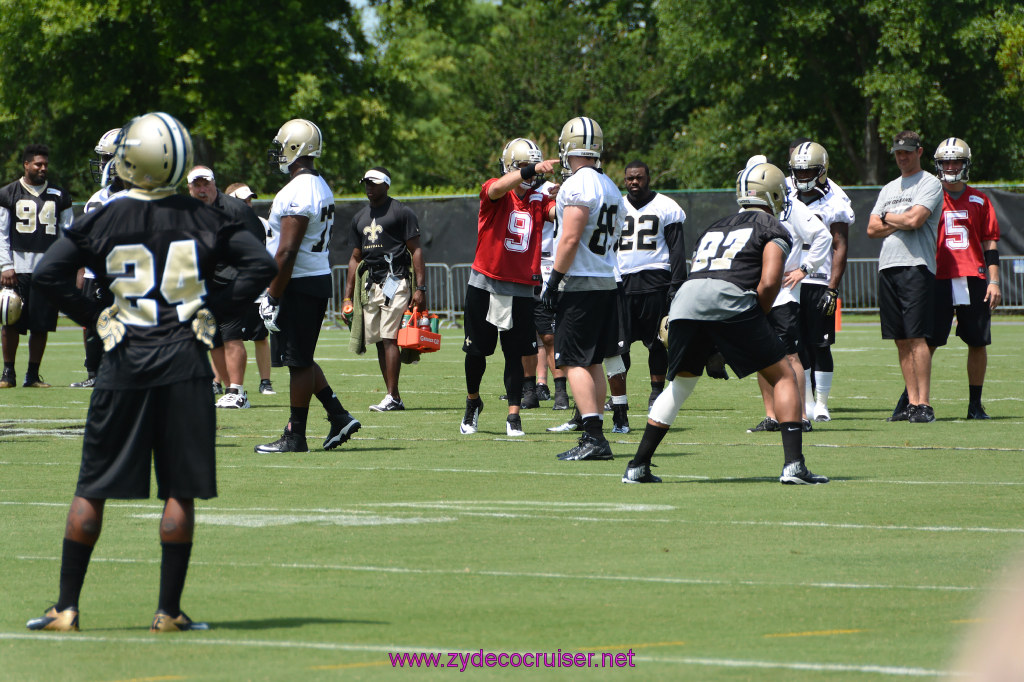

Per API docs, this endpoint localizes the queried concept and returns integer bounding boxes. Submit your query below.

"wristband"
[416,286,427,292]
[519,163,537,181]
[984,249,999,268]
[989,280,1000,287]
[266,294,279,306]
[547,269,565,289]
[880,211,888,225]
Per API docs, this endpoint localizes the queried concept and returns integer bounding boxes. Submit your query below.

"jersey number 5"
[106,241,207,326]
[942,210,969,251]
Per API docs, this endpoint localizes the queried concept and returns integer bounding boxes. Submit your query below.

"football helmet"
[500,138,544,188]
[737,161,791,220]
[558,117,603,177]
[788,141,829,192]
[90,128,121,184]
[268,119,323,174]
[934,137,971,183]
[113,113,193,193]
[0,288,23,326]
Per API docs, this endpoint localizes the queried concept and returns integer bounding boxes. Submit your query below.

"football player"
[787,140,855,422]
[27,112,277,632]
[746,154,832,434]
[0,144,74,388]
[867,131,944,423]
[540,117,626,461]
[530,174,568,410]
[344,167,426,412]
[926,138,1000,419]
[621,161,828,485]
[256,119,361,453]
[607,160,688,433]
[187,165,267,409]
[460,138,557,437]
[70,128,125,389]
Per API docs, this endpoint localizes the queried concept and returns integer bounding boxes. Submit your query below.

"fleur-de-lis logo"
[363,218,383,242]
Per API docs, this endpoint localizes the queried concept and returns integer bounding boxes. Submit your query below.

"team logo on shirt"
[363,218,383,242]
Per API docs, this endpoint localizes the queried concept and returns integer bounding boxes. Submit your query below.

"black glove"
[705,351,728,380]
[818,288,839,316]
[540,270,565,312]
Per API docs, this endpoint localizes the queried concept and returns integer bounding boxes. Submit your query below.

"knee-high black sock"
[780,422,803,465]
[969,384,983,403]
[56,538,95,611]
[315,387,344,416]
[554,377,567,392]
[289,407,309,437]
[630,422,669,467]
[503,350,524,407]
[84,331,103,375]
[582,415,603,439]
[157,542,193,617]
[465,354,486,395]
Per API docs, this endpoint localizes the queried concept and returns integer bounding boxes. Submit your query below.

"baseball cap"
[890,138,922,153]
[228,184,257,200]
[361,169,391,186]
[187,167,215,183]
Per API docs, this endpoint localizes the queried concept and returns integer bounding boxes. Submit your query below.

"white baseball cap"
[187,167,215,183]
[361,169,391,186]
[228,185,256,200]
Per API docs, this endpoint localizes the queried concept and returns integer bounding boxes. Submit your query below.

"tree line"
[1,0,1021,201]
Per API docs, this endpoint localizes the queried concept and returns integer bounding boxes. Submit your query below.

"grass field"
[2,315,1023,681]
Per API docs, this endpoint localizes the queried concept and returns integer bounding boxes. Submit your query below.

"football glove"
[540,269,565,312]
[818,288,839,317]
[341,299,353,330]
[191,308,217,349]
[96,304,126,351]
[258,292,280,332]
[705,351,728,380]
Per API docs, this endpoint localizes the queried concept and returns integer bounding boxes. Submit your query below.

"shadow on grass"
[211,616,389,631]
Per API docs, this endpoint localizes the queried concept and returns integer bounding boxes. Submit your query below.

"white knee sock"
[648,376,698,426]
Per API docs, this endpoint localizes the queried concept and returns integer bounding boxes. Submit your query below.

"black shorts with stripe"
[767,301,801,355]
[76,377,217,500]
[220,300,269,342]
[666,306,786,380]
[928,276,992,348]
[462,284,537,357]
[799,284,836,348]
[270,275,330,368]
[554,289,624,368]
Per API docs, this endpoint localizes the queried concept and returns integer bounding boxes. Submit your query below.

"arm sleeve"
[205,227,279,317]
[665,221,688,288]
[31,237,101,328]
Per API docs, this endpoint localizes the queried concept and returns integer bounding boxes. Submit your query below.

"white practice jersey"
[554,166,624,280]
[537,180,558,283]
[786,178,855,286]
[617,192,686,276]
[266,171,334,279]
[773,199,832,307]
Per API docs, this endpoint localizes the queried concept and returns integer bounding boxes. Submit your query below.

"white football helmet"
[934,137,971,183]
[268,119,323,173]
[90,128,121,184]
[0,288,23,326]
[737,162,791,220]
[114,113,193,193]
[788,141,829,192]
[558,117,603,177]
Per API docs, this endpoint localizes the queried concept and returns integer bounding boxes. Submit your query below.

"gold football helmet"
[737,162,791,219]
[558,117,603,177]
[788,141,829,192]
[500,138,543,175]
[114,113,193,193]
[0,288,23,326]
[934,137,971,183]
[268,119,323,173]
[90,128,121,184]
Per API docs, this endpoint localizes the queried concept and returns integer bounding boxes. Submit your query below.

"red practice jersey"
[472,179,553,285]
[935,185,1000,280]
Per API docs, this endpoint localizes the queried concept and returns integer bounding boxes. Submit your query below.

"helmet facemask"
[933,138,971,183]
[788,141,829,192]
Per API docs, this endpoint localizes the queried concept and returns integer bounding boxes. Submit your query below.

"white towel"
[485,293,514,331]
[951,277,970,306]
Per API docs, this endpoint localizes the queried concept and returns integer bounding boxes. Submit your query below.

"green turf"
[2,316,1023,680]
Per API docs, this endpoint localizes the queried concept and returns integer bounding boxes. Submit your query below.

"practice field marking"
[763,629,867,638]
[309,661,390,670]
[0,633,959,677]
[133,512,455,528]
[15,555,993,593]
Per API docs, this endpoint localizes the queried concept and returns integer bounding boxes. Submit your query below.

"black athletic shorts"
[220,300,268,343]
[799,284,836,348]
[879,265,935,340]
[767,301,801,355]
[666,306,787,380]
[626,289,668,349]
[462,284,537,357]
[11,273,58,334]
[270,277,330,368]
[76,377,217,500]
[928,277,992,348]
[533,298,555,337]
[553,288,623,368]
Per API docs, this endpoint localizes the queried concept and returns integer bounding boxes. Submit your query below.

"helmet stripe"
[154,112,187,186]
[582,117,592,151]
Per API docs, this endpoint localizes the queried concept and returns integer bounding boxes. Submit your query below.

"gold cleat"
[26,606,80,632]
[150,610,209,632]
[23,377,51,388]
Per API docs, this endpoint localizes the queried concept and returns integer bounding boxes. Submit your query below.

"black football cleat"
[255,429,308,454]
[780,461,829,485]
[747,417,779,433]
[26,606,79,632]
[150,610,210,632]
[622,462,661,484]
[323,412,361,449]
[887,389,910,421]
[557,433,614,461]
[535,383,551,401]
[966,402,990,420]
[908,404,935,423]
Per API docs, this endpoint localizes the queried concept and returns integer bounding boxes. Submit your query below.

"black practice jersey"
[33,193,277,388]
[688,210,791,291]
[349,197,421,282]
[0,179,73,253]
[210,190,267,284]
